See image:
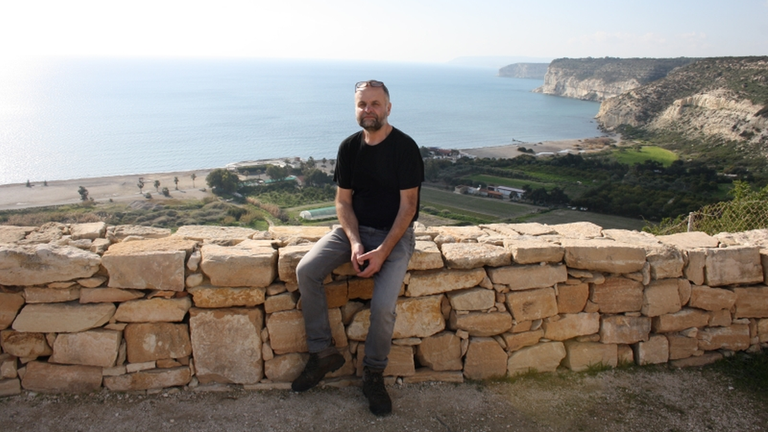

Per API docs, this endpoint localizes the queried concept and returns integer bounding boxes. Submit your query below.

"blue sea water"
[0,57,600,185]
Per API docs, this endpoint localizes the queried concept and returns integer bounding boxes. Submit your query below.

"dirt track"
[2,365,766,432]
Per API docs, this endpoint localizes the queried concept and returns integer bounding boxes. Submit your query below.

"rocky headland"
[498,63,549,80]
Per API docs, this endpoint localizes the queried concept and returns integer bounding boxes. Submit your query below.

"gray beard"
[359,117,383,132]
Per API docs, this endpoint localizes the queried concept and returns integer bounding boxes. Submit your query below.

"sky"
[0,0,766,64]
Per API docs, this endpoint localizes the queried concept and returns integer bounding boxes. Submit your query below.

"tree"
[174,177,179,190]
[206,168,239,194]
[26,180,31,188]
[266,165,289,182]
[137,179,144,194]
[306,156,316,168]
[78,186,89,201]
[191,173,197,188]
[162,187,171,197]
[154,180,160,192]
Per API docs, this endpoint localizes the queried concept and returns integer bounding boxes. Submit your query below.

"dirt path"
[2,366,766,432]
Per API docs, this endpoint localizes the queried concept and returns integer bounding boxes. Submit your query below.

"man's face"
[355,86,391,132]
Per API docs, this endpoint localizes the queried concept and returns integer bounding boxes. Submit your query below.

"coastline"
[0,137,613,212]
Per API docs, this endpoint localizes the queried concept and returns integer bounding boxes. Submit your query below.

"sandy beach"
[0,137,614,211]
[0,170,213,211]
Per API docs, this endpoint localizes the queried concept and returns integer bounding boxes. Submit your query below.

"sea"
[0,57,601,186]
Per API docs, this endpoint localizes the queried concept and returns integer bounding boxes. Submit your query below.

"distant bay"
[0,57,601,185]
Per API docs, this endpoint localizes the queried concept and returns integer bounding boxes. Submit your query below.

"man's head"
[355,80,391,132]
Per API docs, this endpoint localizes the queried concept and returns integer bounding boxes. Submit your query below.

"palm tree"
[174,176,179,190]
[154,180,160,192]
[137,179,145,194]
[191,173,197,188]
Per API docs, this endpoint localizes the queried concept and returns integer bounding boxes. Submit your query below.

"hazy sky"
[1,0,766,63]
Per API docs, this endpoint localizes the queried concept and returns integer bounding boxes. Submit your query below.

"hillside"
[534,57,696,101]
[498,63,549,79]
[596,57,768,155]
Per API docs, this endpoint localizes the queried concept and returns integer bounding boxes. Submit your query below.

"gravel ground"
[2,365,767,432]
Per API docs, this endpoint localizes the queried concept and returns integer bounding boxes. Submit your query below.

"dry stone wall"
[1,221,768,396]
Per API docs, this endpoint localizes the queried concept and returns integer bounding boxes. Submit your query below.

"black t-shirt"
[333,127,424,229]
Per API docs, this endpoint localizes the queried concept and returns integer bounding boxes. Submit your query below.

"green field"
[464,175,555,191]
[421,187,539,220]
[613,145,678,167]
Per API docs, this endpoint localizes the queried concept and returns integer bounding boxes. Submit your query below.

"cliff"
[498,63,549,80]
[596,57,768,151]
[534,57,696,101]
[1,222,768,395]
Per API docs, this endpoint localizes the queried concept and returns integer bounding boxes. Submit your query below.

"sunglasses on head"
[355,80,385,90]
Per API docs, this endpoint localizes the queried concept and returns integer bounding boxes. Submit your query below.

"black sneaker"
[291,352,345,392]
[362,367,392,416]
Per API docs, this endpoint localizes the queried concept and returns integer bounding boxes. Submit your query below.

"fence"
[650,199,768,236]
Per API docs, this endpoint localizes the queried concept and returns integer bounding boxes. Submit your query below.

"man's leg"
[360,226,415,415]
[292,227,351,391]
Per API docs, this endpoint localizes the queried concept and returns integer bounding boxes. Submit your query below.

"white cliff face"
[649,90,768,145]
[535,73,641,102]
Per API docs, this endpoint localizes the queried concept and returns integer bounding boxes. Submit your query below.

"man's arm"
[335,186,366,273]
[356,186,419,278]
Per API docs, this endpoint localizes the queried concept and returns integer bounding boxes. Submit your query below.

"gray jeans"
[295,225,415,370]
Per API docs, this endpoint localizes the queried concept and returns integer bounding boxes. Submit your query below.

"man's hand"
[355,247,387,278]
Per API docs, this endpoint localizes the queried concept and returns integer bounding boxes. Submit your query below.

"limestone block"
[403,369,464,384]
[762,248,768,286]
[617,344,634,365]
[384,345,415,377]
[599,315,651,344]
[506,288,558,322]
[110,225,171,241]
[266,309,308,354]
[733,286,768,318]
[542,313,600,341]
[104,366,191,391]
[327,350,355,378]
[463,337,507,380]
[0,225,34,244]
[348,277,374,300]
[562,239,646,274]
[651,308,711,333]
[0,244,101,286]
[13,303,115,333]
[346,309,370,342]
[406,268,487,297]
[269,226,330,243]
[670,352,723,368]
[501,329,543,352]
[759,319,768,343]
[504,238,564,265]
[507,342,566,376]
[441,243,511,269]
[486,264,567,291]
[277,244,314,284]
[698,324,750,351]
[200,242,277,288]
[432,226,486,242]
[645,244,685,280]
[104,237,197,291]
[667,334,699,360]
[393,295,446,339]
[504,223,556,236]
[186,273,204,288]
[264,292,298,314]
[705,246,763,287]
[24,286,80,304]
[447,288,495,311]
[324,280,349,309]
[684,249,707,286]
[264,352,308,382]
[22,361,102,393]
[642,279,683,317]
[557,283,589,314]
[187,285,266,309]
[0,378,21,397]
[77,276,107,288]
[658,231,719,249]
[589,276,644,314]
[48,329,120,367]
[408,241,444,271]
[633,335,669,365]
[70,222,107,240]
[689,285,736,311]
[0,292,24,330]
[79,288,144,304]
[124,323,191,363]
[1,331,52,358]
[1,354,18,379]
[90,238,111,254]
[189,308,263,384]
[449,311,512,337]
[416,332,462,371]
[173,225,258,245]
[709,309,732,327]
[114,297,191,323]
[678,279,692,306]
[562,341,618,372]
